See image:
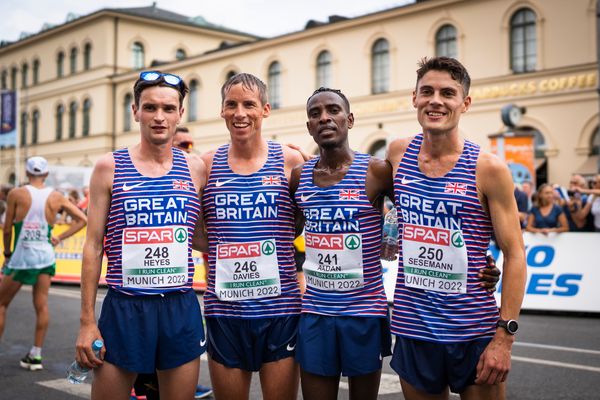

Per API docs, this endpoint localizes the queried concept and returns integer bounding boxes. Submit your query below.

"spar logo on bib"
[174,228,187,243]
[345,234,361,250]
[123,227,175,244]
[262,240,275,255]
[451,231,465,248]
[403,224,449,245]
[218,242,262,258]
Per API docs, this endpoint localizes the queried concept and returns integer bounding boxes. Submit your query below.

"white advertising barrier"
[382,232,600,312]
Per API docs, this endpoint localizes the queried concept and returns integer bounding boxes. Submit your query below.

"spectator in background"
[0,184,14,225]
[526,183,569,234]
[56,190,81,225]
[521,180,534,211]
[577,174,600,232]
[564,174,594,232]
[514,185,529,228]
[77,187,89,213]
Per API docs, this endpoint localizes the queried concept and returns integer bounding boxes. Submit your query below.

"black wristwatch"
[497,319,519,335]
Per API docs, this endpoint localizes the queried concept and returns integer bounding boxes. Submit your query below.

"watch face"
[507,320,519,333]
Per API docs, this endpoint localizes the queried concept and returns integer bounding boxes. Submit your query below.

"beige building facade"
[0,0,598,187]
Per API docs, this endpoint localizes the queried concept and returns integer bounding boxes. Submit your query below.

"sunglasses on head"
[139,71,183,89]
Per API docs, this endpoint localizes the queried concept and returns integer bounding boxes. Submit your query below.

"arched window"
[56,104,64,140]
[82,98,91,136]
[132,42,144,69]
[368,139,387,159]
[69,101,78,138]
[175,48,186,61]
[511,8,537,73]
[188,80,198,122]
[591,127,600,156]
[225,70,237,82]
[57,51,65,78]
[83,43,92,70]
[268,61,281,109]
[1,69,6,89]
[31,109,39,144]
[316,50,332,88]
[70,47,78,74]
[32,59,40,85]
[20,112,28,146]
[11,66,17,89]
[371,39,390,94]
[123,94,133,131]
[435,24,457,58]
[21,63,28,88]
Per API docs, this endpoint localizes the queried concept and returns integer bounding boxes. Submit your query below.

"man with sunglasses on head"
[75,71,208,400]
[200,73,304,399]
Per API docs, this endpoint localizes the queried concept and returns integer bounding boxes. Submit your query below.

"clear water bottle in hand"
[66,339,103,384]
[381,207,398,261]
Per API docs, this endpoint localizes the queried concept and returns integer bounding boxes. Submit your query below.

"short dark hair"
[307,87,351,113]
[175,126,189,133]
[416,57,471,96]
[133,71,189,107]
[221,73,267,105]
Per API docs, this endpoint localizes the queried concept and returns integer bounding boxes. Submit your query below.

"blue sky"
[1,0,412,42]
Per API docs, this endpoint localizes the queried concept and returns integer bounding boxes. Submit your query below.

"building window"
[56,104,64,140]
[69,101,78,138]
[57,51,65,78]
[511,8,537,73]
[225,70,237,82]
[82,98,91,136]
[31,109,39,144]
[21,63,28,88]
[11,66,17,90]
[20,112,27,146]
[533,129,546,159]
[371,38,390,94]
[1,70,6,89]
[591,128,600,156]
[70,47,78,74]
[32,59,40,85]
[175,48,186,61]
[132,42,144,69]
[124,94,132,131]
[268,61,281,109]
[84,43,92,70]
[369,139,387,159]
[188,80,198,122]
[435,24,457,58]
[316,50,332,88]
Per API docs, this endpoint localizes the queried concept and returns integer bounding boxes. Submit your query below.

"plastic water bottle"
[381,207,398,261]
[66,339,103,384]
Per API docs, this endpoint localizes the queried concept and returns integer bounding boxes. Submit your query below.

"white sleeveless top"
[7,185,56,270]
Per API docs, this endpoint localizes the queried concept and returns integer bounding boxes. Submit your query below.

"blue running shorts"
[98,289,205,373]
[205,315,299,372]
[295,313,392,377]
[390,335,492,394]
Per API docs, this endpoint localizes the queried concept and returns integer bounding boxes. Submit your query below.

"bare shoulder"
[89,152,116,190]
[282,143,305,170]
[200,149,216,172]
[186,152,207,173]
[7,185,27,201]
[476,152,513,194]
[368,156,391,175]
[387,136,414,165]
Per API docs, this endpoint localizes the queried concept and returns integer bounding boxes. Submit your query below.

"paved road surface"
[1,285,598,399]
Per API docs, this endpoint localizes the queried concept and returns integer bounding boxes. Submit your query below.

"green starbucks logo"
[262,240,275,255]
[451,231,464,248]
[174,228,187,243]
[345,235,361,250]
